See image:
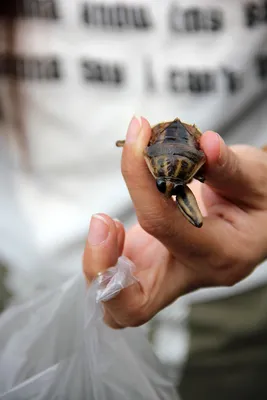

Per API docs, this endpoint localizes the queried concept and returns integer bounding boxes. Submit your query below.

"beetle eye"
[171,184,181,195]
[156,179,166,193]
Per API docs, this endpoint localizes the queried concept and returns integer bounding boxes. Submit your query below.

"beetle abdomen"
[145,143,202,162]
[146,155,201,183]
[144,142,205,183]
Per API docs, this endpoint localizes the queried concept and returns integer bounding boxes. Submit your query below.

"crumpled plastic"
[0,256,179,400]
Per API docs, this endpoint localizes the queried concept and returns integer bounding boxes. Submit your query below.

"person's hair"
[1,1,28,160]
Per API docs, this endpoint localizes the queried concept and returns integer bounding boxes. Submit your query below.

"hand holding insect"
[116,118,206,228]
[83,116,267,329]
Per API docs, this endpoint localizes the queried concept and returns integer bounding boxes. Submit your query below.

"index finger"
[120,116,230,259]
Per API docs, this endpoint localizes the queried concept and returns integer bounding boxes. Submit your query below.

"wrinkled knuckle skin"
[138,213,166,238]
[139,217,155,235]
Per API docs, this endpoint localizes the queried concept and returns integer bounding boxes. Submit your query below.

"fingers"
[121,117,226,259]
[83,214,124,283]
[200,131,267,208]
[83,214,145,328]
[83,214,145,329]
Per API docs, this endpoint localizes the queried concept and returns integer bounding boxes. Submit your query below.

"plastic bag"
[0,256,179,400]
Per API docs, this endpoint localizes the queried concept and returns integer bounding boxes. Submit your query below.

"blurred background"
[0,0,267,399]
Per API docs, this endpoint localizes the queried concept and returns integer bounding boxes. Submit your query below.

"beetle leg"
[194,173,205,183]
[194,166,206,183]
[175,185,203,228]
[116,140,125,147]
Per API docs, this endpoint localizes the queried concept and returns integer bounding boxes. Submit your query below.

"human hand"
[83,116,267,328]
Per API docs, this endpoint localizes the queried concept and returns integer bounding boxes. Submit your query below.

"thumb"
[83,214,123,283]
[83,214,144,329]
[200,131,267,208]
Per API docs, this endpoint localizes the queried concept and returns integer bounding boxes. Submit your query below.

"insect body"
[116,118,206,228]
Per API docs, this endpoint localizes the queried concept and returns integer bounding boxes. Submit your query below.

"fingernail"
[126,116,142,144]
[88,214,109,246]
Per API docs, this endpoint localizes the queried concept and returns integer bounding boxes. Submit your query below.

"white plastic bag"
[0,256,179,400]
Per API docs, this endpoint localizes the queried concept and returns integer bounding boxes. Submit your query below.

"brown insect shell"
[144,144,205,185]
[143,119,206,185]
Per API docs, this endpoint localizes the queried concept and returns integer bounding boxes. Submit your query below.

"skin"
[83,116,267,329]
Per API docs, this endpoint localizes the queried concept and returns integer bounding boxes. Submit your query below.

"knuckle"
[138,212,166,237]
[138,216,155,235]
[138,200,175,237]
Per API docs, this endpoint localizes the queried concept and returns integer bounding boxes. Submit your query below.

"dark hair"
[1,1,28,162]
